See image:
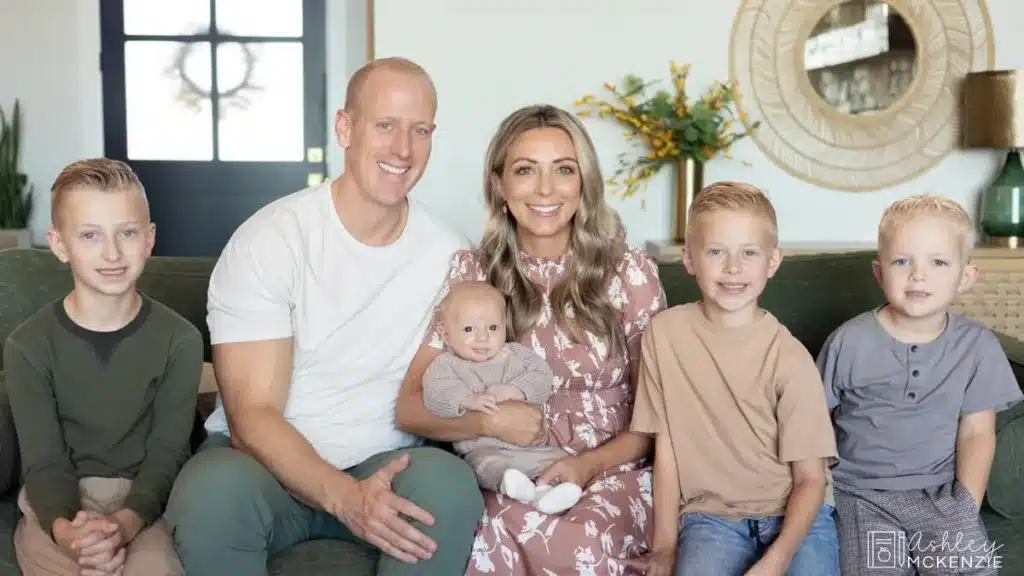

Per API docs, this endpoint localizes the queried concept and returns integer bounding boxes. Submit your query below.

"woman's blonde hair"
[479,104,627,357]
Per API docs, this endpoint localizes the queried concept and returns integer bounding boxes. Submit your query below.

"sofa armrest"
[994,330,1024,384]
[0,372,18,496]
[986,330,1024,518]
[993,331,1024,430]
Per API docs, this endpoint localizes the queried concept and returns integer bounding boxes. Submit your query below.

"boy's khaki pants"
[14,477,183,576]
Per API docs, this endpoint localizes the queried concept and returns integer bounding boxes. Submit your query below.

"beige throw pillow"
[199,362,218,394]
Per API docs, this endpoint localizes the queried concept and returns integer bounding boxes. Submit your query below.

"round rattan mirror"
[729,0,993,191]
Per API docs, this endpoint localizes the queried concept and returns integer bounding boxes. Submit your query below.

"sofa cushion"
[980,509,1023,573]
[199,362,217,394]
[0,249,216,371]
[658,252,886,357]
[989,407,1024,519]
[0,491,19,575]
[0,374,16,496]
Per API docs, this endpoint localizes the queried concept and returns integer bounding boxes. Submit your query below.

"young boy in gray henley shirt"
[817,195,1023,575]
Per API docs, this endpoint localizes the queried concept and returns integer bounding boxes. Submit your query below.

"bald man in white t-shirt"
[164,57,543,576]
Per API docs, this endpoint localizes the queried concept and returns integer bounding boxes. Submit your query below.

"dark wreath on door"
[100,0,327,257]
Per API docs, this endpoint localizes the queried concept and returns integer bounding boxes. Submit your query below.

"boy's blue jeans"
[673,503,840,575]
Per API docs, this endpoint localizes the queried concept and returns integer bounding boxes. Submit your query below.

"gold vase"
[675,157,704,243]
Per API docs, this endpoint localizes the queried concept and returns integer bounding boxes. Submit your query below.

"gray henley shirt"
[817,309,1022,491]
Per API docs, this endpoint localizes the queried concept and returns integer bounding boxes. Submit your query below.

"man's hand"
[484,384,526,404]
[536,454,600,489]
[333,453,438,564]
[54,511,126,576]
[482,401,546,446]
[461,393,499,415]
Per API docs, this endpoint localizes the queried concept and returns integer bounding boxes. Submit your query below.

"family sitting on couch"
[2,56,1020,576]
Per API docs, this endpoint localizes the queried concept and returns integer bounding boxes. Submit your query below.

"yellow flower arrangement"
[574,61,761,199]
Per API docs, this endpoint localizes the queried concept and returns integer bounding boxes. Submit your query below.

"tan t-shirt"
[631,302,837,518]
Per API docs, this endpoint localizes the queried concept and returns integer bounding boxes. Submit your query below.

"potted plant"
[575,61,759,242]
[0,99,34,248]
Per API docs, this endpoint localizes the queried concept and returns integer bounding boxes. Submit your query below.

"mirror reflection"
[804,0,917,115]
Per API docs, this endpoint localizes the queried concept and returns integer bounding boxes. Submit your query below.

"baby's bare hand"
[485,384,526,403]
[461,393,499,415]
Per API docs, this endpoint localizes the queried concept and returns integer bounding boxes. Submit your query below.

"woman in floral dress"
[396,104,666,575]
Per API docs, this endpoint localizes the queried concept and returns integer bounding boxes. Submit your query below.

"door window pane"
[125,41,214,161]
[215,0,303,37]
[217,42,304,162]
[124,0,210,36]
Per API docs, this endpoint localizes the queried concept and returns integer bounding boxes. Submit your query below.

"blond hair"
[50,158,147,227]
[479,104,627,358]
[687,181,779,245]
[878,194,974,256]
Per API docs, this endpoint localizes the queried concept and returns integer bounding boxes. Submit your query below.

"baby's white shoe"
[500,468,536,503]
[534,482,583,515]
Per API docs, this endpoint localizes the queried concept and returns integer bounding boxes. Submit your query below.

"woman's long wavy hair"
[479,104,627,358]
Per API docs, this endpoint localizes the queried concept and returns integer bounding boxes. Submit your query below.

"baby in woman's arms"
[422,282,582,514]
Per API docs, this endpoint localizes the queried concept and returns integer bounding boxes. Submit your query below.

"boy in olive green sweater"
[4,158,203,576]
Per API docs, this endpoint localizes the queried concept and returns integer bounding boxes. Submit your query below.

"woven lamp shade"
[962,70,1024,148]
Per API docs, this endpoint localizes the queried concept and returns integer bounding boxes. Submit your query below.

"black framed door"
[100,0,327,257]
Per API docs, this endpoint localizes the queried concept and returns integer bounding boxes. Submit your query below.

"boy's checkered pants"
[834,481,999,575]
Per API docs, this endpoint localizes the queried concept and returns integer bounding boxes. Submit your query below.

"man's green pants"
[164,434,484,575]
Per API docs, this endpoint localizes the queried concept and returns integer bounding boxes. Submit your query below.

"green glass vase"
[980,150,1024,246]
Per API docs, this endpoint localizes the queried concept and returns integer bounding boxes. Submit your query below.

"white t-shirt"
[203,182,470,470]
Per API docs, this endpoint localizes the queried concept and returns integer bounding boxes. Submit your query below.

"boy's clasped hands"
[53,508,143,576]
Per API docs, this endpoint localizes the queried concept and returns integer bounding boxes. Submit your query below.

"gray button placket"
[906,343,921,401]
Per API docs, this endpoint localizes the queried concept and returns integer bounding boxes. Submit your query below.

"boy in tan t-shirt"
[630,182,839,576]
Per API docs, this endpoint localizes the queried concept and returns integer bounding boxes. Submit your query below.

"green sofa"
[0,247,1020,574]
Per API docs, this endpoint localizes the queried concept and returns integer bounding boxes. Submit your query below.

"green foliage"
[575,62,761,199]
[0,99,34,229]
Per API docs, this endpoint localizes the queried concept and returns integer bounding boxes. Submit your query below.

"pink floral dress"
[425,245,666,576]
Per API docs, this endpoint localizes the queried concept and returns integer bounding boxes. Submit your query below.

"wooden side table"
[645,241,1024,341]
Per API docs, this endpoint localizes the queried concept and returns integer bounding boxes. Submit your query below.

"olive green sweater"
[3,294,203,534]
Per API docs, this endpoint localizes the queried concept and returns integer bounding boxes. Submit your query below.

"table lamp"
[961,70,1024,248]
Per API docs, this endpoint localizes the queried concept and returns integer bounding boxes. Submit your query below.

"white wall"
[0,0,366,245]
[373,0,1020,247]
[2,0,1020,247]
[0,0,102,244]
[326,0,369,179]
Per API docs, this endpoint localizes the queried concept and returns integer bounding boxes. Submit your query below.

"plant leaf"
[0,98,34,228]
